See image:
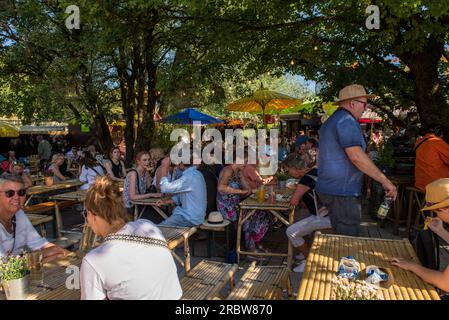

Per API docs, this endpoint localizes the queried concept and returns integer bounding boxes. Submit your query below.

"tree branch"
[317,36,412,79]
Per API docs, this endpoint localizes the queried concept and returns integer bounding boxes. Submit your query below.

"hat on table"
[333,84,375,105]
[421,178,449,211]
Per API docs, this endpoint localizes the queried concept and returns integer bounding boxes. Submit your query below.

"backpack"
[411,213,440,270]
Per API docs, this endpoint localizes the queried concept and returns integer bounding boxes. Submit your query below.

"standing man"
[316,84,397,236]
[37,135,52,170]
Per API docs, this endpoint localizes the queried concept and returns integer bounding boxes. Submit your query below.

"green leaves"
[0,255,29,282]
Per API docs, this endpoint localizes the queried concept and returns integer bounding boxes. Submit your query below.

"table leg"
[184,237,191,273]
[54,201,63,238]
[287,208,294,270]
[152,205,168,220]
[236,208,243,264]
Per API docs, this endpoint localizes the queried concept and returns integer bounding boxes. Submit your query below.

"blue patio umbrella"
[160,108,224,125]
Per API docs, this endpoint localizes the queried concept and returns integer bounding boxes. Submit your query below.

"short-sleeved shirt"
[0,210,49,257]
[80,219,182,300]
[316,108,366,197]
[298,168,318,215]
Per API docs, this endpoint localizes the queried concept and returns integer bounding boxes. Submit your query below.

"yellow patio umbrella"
[0,121,20,138]
[226,85,302,128]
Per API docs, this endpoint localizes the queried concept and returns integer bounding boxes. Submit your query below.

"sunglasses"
[2,189,27,198]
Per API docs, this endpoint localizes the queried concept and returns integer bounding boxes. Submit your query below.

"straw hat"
[201,211,230,228]
[333,84,375,105]
[421,178,449,211]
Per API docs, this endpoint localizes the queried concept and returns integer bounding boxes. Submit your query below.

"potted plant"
[43,172,54,187]
[0,255,30,300]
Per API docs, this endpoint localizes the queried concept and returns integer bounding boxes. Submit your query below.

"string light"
[314,46,319,51]
[290,60,295,65]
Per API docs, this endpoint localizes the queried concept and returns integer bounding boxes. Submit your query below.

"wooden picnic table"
[48,190,88,238]
[237,188,295,269]
[159,226,197,273]
[297,233,440,300]
[27,179,84,196]
[131,197,171,221]
[0,253,82,300]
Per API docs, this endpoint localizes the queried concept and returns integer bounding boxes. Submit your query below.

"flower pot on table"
[2,274,30,300]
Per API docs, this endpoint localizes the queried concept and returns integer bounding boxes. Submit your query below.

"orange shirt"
[415,134,449,190]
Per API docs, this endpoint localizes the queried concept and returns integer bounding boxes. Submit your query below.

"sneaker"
[295,253,305,261]
[293,260,306,273]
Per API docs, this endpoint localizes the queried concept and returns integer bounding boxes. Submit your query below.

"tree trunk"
[93,113,114,154]
[398,37,449,130]
[135,60,157,152]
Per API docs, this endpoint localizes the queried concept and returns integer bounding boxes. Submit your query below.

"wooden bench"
[181,260,238,300]
[227,262,292,300]
[26,214,54,237]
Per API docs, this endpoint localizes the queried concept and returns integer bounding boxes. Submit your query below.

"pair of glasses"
[353,100,369,108]
[3,189,27,198]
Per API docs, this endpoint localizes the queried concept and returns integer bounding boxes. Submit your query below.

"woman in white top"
[80,176,182,300]
[79,152,105,191]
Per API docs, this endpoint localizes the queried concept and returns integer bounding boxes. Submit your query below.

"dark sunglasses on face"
[3,189,27,198]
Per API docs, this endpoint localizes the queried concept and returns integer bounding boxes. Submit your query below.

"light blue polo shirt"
[316,108,367,197]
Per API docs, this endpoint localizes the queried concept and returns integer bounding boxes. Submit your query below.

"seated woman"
[80,176,182,300]
[47,153,69,183]
[217,150,271,259]
[123,151,162,216]
[79,152,105,191]
[0,174,67,261]
[104,147,127,182]
[391,178,449,294]
[283,154,331,273]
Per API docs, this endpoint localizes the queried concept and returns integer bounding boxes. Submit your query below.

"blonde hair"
[85,176,129,224]
[51,153,64,163]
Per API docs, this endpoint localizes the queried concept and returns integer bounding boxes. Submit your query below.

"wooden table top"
[0,253,82,300]
[159,226,197,250]
[297,233,440,300]
[27,179,84,196]
[49,190,88,202]
[131,196,171,206]
[239,188,293,210]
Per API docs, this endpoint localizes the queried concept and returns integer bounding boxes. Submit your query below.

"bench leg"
[184,237,191,273]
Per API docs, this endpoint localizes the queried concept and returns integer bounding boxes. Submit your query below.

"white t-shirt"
[79,165,105,190]
[80,219,182,300]
[0,210,49,257]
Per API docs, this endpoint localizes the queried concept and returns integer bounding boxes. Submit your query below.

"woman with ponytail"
[80,176,182,300]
